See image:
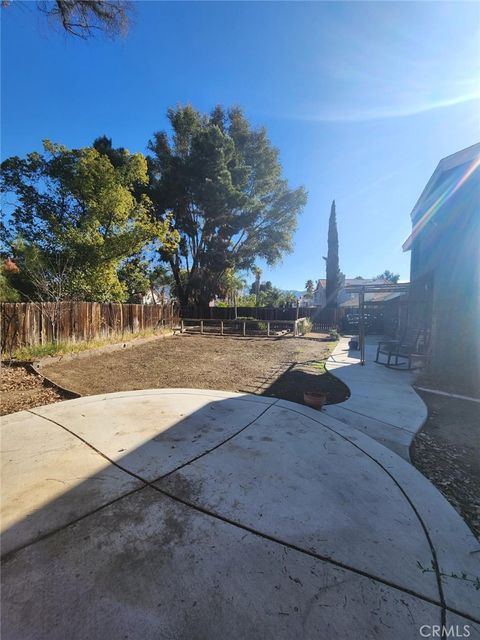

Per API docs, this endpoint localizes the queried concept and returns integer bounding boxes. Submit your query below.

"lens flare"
[403,155,480,250]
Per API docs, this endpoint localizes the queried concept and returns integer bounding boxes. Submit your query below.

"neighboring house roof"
[344,278,387,286]
[403,142,480,252]
[315,277,386,291]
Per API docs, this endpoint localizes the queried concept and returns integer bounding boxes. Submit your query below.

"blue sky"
[2,1,479,289]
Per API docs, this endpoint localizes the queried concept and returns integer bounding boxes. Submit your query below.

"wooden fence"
[180,305,340,325]
[1,302,179,354]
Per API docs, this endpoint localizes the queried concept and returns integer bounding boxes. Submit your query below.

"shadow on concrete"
[1,394,275,559]
[2,390,479,639]
[252,360,350,406]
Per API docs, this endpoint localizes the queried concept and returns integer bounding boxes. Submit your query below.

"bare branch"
[35,1,132,38]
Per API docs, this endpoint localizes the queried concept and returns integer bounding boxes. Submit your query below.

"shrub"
[299,318,312,335]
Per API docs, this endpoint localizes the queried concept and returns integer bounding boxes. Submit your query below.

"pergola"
[342,283,410,365]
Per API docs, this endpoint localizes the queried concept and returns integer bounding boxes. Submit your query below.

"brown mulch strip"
[1,364,66,416]
[411,391,480,540]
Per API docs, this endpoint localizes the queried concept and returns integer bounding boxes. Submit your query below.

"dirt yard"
[411,391,480,539]
[24,334,349,408]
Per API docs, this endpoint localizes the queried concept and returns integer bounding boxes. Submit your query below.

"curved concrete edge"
[30,387,277,409]
[4,387,276,420]
[275,399,480,620]
[324,337,428,460]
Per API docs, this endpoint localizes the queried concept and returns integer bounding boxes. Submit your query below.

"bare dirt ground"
[411,391,480,539]
[37,333,348,405]
[0,334,348,416]
[1,365,66,416]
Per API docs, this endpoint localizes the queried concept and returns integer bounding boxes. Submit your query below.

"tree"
[304,279,314,299]
[376,269,400,284]
[249,278,272,296]
[324,200,342,308]
[117,257,151,303]
[219,269,246,307]
[284,292,298,308]
[1,139,177,301]
[252,266,262,307]
[147,105,307,306]
[258,285,285,307]
[1,1,132,38]
[0,258,20,301]
[246,278,288,307]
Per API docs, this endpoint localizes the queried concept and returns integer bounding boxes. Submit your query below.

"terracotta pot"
[303,390,328,410]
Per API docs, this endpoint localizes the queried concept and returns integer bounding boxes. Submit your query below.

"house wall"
[313,286,326,307]
[409,182,480,394]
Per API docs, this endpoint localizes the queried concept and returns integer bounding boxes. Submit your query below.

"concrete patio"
[1,389,479,639]
[324,336,428,460]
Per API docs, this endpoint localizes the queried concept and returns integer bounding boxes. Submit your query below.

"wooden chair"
[375,327,430,370]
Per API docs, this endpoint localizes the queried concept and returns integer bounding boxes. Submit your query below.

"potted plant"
[303,390,329,410]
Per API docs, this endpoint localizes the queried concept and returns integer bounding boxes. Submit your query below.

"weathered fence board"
[1,302,179,354]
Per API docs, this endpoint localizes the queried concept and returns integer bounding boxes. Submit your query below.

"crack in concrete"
[280,404,449,628]
[325,404,417,435]
[156,399,279,480]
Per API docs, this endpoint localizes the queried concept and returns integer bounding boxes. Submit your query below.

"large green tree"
[1,139,177,301]
[147,105,307,305]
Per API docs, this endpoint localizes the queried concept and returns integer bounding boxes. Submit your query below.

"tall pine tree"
[325,200,342,308]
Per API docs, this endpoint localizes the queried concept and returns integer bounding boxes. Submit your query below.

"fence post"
[221,320,224,336]
[243,321,246,337]
[267,321,270,337]
[200,320,204,334]
[181,319,184,333]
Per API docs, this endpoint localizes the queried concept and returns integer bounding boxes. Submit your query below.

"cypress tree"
[326,200,342,308]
